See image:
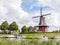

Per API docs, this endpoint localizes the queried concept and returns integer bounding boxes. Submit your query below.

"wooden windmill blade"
[32,13,51,18]
[42,13,51,16]
[32,16,40,18]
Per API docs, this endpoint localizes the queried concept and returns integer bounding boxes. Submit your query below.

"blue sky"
[21,0,52,13]
[21,0,40,13]
[0,0,60,32]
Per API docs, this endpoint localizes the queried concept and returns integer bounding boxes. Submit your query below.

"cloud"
[0,0,38,29]
[0,0,30,28]
[30,0,60,11]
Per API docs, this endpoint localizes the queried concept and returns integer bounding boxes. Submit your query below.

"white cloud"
[0,0,38,29]
[0,0,30,28]
[32,0,60,11]
[30,0,60,12]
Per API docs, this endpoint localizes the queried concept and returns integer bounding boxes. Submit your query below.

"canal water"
[0,37,59,42]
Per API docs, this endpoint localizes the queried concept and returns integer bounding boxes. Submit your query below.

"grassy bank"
[20,32,60,38]
[0,32,60,38]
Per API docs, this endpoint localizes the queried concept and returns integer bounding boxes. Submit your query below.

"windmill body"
[33,8,50,32]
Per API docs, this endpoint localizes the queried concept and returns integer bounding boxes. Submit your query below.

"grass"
[0,32,60,39]
[0,34,13,36]
[0,39,59,45]
[20,32,60,38]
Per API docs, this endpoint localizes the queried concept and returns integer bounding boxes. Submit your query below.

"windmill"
[32,7,51,32]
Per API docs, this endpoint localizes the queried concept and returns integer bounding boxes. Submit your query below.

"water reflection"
[17,36,26,42]
[7,35,16,40]
[6,35,26,42]
[53,35,60,42]
[37,35,48,42]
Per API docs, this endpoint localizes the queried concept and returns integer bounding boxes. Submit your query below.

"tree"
[1,21,9,30]
[9,21,18,31]
[21,25,28,33]
[53,30,59,32]
[28,26,33,32]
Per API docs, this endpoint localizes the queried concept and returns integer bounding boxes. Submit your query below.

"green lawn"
[20,32,60,38]
[0,32,60,39]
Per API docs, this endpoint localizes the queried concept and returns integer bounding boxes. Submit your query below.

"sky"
[0,0,60,32]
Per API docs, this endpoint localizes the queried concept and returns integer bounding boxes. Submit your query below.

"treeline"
[53,30,60,33]
[0,21,19,31]
[21,26,33,33]
[0,21,34,34]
